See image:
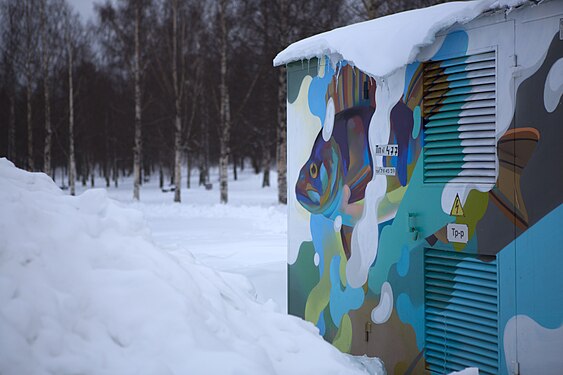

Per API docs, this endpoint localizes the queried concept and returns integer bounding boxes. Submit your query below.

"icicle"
[335,62,341,94]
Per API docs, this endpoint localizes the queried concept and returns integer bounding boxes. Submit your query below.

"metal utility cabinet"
[283,1,563,374]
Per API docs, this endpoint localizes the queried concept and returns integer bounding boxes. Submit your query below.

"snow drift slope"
[0,159,372,375]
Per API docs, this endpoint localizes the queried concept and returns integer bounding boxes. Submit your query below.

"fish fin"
[404,64,424,111]
[433,225,449,244]
[342,184,365,223]
[345,115,372,203]
[492,127,540,229]
[340,225,354,260]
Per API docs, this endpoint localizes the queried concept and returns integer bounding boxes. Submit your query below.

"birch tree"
[21,0,40,171]
[276,0,288,204]
[0,0,22,164]
[62,4,81,195]
[218,0,231,204]
[40,0,63,177]
[97,0,152,201]
[132,1,143,200]
[171,0,182,202]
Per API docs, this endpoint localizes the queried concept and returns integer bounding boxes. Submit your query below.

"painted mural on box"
[287,22,562,375]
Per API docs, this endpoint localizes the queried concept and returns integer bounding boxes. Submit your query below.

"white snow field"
[88,168,289,313]
[0,158,388,375]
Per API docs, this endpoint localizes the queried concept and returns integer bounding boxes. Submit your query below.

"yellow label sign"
[450,194,465,216]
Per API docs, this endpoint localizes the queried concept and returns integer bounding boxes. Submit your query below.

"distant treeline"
[0,0,446,202]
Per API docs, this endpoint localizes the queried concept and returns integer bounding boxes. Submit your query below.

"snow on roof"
[273,0,530,78]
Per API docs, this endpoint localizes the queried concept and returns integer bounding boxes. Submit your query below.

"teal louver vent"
[423,51,497,184]
[424,248,499,375]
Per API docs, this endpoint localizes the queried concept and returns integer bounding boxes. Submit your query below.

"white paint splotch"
[544,58,563,113]
[346,67,406,289]
[371,282,394,324]
[504,315,563,375]
[322,97,336,141]
[287,76,320,265]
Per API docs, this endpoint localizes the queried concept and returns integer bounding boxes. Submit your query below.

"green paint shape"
[454,190,489,251]
[304,230,342,324]
[305,267,331,324]
[287,59,319,104]
[332,313,353,353]
[288,241,319,318]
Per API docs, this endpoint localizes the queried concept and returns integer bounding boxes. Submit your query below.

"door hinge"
[511,54,522,78]
[365,321,372,342]
[511,361,520,375]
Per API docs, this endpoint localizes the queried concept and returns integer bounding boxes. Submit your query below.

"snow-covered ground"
[0,159,386,375]
[0,159,479,374]
[75,167,289,313]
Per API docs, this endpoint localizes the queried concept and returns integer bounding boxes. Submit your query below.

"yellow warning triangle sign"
[450,194,465,216]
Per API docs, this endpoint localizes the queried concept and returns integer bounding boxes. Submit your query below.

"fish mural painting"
[284,2,563,374]
[295,104,374,229]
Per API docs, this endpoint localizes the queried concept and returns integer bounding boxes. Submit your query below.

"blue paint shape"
[376,218,394,243]
[397,245,410,277]
[432,30,469,61]
[412,106,421,139]
[396,292,425,350]
[317,311,326,336]
[403,62,421,100]
[329,255,365,327]
[508,205,563,329]
[310,214,333,275]
[308,57,335,124]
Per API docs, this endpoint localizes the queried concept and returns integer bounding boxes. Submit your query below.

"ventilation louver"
[424,248,499,375]
[423,51,497,184]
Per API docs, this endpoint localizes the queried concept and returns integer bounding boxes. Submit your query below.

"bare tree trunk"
[8,96,16,162]
[68,38,76,196]
[82,164,87,186]
[132,1,142,201]
[199,90,209,187]
[23,1,35,172]
[276,0,288,204]
[218,0,230,204]
[5,4,17,164]
[186,150,191,189]
[113,155,118,188]
[262,140,271,187]
[276,66,287,204]
[105,166,110,187]
[233,152,237,181]
[104,113,110,187]
[41,0,52,177]
[172,0,182,202]
[26,75,33,171]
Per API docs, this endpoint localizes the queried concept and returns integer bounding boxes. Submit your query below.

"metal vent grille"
[423,51,497,184]
[424,248,499,375]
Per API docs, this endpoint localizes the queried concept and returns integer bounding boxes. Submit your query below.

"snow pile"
[449,368,479,375]
[273,0,529,77]
[0,159,377,375]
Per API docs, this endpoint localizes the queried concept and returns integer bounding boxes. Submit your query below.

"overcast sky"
[69,0,102,22]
